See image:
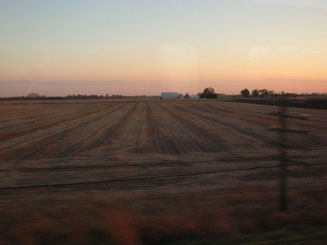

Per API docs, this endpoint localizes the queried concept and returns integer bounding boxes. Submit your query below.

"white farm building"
[190,95,200,99]
[161,92,179,99]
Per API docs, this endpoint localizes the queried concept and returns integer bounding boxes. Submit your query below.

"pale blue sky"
[1,0,326,96]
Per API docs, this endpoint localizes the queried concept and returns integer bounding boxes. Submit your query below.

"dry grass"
[0,188,326,245]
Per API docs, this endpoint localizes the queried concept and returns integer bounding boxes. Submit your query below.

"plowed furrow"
[158,103,220,153]
[97,102,139,154]
[152,103,183,154]
[131,103,146,153]
[35,103,128,159]
[0,104,96,132]
[177,103,274,147]
[0,104,110,142]
[0,103,123,161]
[145,102,165,153]
[190,103,326,148]
[153,103,204,154]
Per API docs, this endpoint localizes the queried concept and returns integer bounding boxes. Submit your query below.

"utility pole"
[278,98,288,212]
[270,96,310,212]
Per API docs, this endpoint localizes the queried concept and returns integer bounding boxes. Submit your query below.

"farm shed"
[161,92,179,99]
[190,95,200,99]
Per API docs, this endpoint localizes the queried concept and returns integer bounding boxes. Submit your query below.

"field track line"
[145,102,168,154]
[99,102,139,153]
[154,102,208,153]
[0,105,101,137]
[191,102,326,148]
[151,102,184,154]
[0,104,120,154]
[109,102,141,154]
[209,102,327,131]
[0,104,94,127]
[34,102,130,159]
[175,103,275,147]
[0,104,112,142]
[158,102,224,153]
[0,103,124,160]
[131,102,146,153]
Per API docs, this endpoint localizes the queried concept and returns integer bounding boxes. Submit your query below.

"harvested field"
[0,99,326,201]
[1,100,327,244]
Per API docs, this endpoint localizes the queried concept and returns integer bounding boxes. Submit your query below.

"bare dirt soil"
[0,99,326,244]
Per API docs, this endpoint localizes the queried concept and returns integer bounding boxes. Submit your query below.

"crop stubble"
[0,100,326,201]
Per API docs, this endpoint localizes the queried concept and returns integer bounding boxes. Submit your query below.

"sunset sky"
[1,0,327,96]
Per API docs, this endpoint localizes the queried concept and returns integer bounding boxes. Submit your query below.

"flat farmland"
[0,100,326,202]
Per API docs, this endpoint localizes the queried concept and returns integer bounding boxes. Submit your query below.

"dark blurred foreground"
[0,188,326,245]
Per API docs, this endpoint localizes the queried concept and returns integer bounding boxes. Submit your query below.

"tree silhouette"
[184,93,190,99]
[240,89,250,97]
[200,87,217,99]
[26,92,40,98]
[252,89,259,98]
[259,89,269,97]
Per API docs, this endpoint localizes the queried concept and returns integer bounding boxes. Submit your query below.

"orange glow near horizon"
[1,46,326,81]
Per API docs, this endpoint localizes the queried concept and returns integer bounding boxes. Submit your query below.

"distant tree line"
[240,89,302,98]
[0,89,325,101]
[66,94,123,99]
[237,89,327,110]
[0,93,124,100]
